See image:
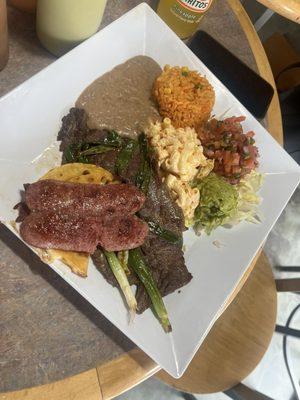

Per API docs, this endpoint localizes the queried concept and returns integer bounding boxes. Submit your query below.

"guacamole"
[194,174,238,234]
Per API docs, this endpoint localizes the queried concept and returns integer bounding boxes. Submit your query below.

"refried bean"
[76,55,162,138]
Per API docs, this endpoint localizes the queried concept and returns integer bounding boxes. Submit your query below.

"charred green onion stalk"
[136,133,151,194]
[104,250,137,319]
[147,220,182,245]
[117,250,130,276]
[65,131,123,164]
[115,139,137,175]
[79,145,115,156]
[129,248,172,333]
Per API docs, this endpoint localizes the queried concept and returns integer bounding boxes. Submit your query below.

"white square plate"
[0,3,299,378]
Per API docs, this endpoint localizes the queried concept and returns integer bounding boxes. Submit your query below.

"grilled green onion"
[65,144,89,163]
[79,145,115,156]
[136,160,151,194]
[116,139,138,175]
[104,130,123,148]
[117,250,130,276]
[65,145,78,163]
[64,131,123,164]
[136,133,151,194]
[147,220,182,246]
[104,250,137,318]
[128,248,171,333]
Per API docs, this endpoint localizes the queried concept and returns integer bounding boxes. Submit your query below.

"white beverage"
[36,0,107,56]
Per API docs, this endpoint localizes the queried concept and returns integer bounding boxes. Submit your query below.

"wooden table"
[0,0,282,398]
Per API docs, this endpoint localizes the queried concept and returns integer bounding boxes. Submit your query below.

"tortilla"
[41,163,115,184]
[39,163,116,277]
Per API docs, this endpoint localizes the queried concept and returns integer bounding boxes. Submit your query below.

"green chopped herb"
[243,154,251,160]
[226,145,235,151]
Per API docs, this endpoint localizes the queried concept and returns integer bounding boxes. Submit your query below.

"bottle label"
[177,0,212,13]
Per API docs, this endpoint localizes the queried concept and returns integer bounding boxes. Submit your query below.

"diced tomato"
[215,150,223,160]
[232,166,242,174]
[214,141,221,149]
[223,151,231,164]
[198,115,259,184]
[224,116,245,124]
[244,158,255,169]
[231,153,240,166]
[224,164,232,174]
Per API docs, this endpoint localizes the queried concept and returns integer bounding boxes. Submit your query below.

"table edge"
[0,1,282,398]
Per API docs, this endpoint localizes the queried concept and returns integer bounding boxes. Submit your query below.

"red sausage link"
[20,212,148,253]
[20,212,100,253]
[98,215,149,252]
[25,180,145,217]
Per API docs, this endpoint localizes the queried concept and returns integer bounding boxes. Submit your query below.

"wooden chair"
[227,276,300,399]
[157,260,300,400]
[241,0,300,33]
[156,252,278,396]
[255,0,300,24]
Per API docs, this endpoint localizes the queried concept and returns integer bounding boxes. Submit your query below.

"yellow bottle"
[157,0,214,39]
[36,0,107,57]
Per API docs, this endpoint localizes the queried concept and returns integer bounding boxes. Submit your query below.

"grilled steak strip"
[20,212,148,253]
[58,108,192,313]
[25,180,145,217]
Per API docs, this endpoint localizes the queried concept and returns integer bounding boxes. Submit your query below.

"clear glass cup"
[36,0,107,57]
[0,0,8,71]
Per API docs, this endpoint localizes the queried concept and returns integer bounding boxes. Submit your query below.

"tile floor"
[117,4,300,400]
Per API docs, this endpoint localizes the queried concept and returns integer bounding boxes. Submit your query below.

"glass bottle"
[157,0,214,39]
[0,0,9,71]
[36,0,107,57]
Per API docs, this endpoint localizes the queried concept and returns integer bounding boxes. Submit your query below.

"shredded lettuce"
[224,170,263,226]
[192,170,263,234]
